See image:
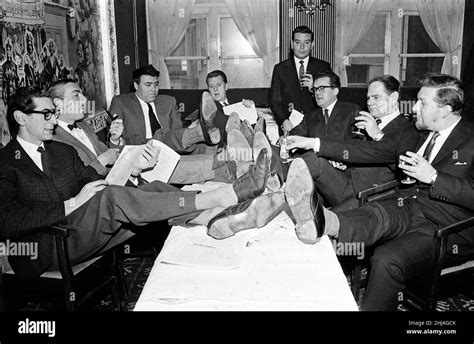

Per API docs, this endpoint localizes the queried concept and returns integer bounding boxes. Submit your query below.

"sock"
[183,125,204,148]
[323,207,340,238]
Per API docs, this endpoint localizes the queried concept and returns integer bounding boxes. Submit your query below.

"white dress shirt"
[57,120,97,156]
[322,100,337,119]
[378,110,401,130]
[416,117,461,163]
[294,56,309,78]
[17,136,45,171]
[136,95,161,139]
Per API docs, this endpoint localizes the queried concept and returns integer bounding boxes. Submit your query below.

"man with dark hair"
[109,65,212,153]
[285,74,474,310]
[287,74,416,208]
[290,70,359,141]
[49,79,124,175]
[0,86,269,279]
[201,69,258,148]
[269,25,331,134]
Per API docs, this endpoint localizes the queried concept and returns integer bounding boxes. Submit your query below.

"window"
[164,2,271,89]
[345,6,445,87]
[219,17,265,88]
[346,14,388,87]
[165,18,209,89]
[400,15,444,86]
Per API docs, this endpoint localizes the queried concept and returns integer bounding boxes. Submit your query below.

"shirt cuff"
[313,138,321,152]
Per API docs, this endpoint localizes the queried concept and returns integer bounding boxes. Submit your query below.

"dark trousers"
[301,151,357,208]
[335,197,474,311]
[49,181,198,270]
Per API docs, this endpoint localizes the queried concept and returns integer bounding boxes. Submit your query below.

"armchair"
[349,180,474,310]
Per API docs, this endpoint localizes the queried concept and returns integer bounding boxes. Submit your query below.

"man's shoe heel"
[295,221,320,244]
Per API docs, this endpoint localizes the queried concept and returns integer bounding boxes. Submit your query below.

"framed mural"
[0,0,119,145]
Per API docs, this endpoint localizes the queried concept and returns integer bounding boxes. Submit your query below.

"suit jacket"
[52,121,121,175]
[0,139,101,278]
[349,114,416,193]
[269,56,331,127]
[109,93,187,151]
[290,100,360,141]
[318,118,474,227]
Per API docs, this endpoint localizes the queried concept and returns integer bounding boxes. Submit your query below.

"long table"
[134,211,358,311]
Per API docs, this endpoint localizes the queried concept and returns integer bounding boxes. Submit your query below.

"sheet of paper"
[160,242,245,270]
[141,140,181,183]
[105,144,145,186]
[223,102,258,124]
[289,109,304,127]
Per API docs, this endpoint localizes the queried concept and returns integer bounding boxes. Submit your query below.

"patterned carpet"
[93,256,474,312]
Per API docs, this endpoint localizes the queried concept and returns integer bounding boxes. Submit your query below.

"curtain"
[337,0,378,86]
[224,0,279,85]
[415,0,465,77]
[146,0,196,89]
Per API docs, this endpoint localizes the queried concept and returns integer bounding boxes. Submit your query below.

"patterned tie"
[422,132,440,161]
[323,109,329,125]
[148,103,161,134]
[37,146,50,176]
[299,60,305,81]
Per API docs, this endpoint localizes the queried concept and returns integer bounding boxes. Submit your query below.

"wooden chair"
[350,180,474,310]
[0,225,128,311]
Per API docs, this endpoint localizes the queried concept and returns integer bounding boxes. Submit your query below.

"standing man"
[50,79,124,175]
[109,65,212,152]
[269,26,331,134]
[285,74,474,310]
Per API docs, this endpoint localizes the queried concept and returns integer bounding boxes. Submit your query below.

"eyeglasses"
[25,109,59,121]
[312,85,333,94]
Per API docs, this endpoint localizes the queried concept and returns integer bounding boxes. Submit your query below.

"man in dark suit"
[269,26,331,134]
[109,65,213,152]
[285,74,474,310]
[50,79,124,175]
[0,87,269,279]
[203,70,257,148]
[290,73,417,208]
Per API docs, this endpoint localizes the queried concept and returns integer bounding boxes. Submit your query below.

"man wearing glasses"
[0,87,269,279]
[288,72,417,209]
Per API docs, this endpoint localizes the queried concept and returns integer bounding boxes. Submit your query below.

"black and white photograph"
[0,0,473,341]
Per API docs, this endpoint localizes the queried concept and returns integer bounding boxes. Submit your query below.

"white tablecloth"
[134,212,358,311]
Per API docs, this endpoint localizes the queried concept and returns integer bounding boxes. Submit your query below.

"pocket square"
[454,161,467,165]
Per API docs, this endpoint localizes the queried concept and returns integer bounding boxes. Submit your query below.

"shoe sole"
[285,158,319,244]
[208,191,285,240]
[201,92,218,123]
[253,131,272,171]
[227,129,253,162]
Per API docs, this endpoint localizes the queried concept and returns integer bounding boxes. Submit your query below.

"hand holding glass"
[399,154,416,184]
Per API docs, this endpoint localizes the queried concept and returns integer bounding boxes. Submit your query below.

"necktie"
[376,118,382,126]
[223,101,229,106]
[298,60,305,80]
[323,109,329,125]
[147,103,161,134]
[422,132,440,161]
[67,122,78,131]
[37,146,50,176]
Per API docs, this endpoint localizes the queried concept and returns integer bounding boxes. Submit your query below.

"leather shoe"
[225,112,241,133]
[199,91,220,145]
[284,158,325,244]
[254,117,266,135]
[207,191,285,239]
[232,148,269,203]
